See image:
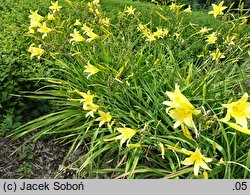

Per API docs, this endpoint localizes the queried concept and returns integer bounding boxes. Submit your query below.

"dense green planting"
[1,0,250,178]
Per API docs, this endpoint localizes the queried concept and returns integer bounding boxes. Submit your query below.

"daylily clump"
[22,0,250,179]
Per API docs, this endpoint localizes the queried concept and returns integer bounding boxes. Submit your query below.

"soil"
[0,136,78,179]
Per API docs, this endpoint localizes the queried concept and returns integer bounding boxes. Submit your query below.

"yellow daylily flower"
[166,144,193,155]
[169,2,177,10]
[181,124,195,141]
[218,158,225,165]
[206,32,217,44]
[37,22,52,39]
[163,84,200,136]
[81,25,99,42]
[104,127,138,147]
[199,27,212,35]
[203,170,209,179]
[28,26,35,34]
[208,1,227,18]
[82,24,92,33]
[96,111,112,127]
[93,0,100,5]
[125,6,136,15]
[167,145,212,176]
[224,35,235,46]
[168,107,200,129]
[87,2,95,13]
[70,29,85,43]
[86,30,99,42]
[76,90,99,117]
[29,10,44,23]
[28,44,45,59]
[83,103,100,117]
[163,28,169,36]
[221,93,250,128]
[47,13,55,20]
[153,28,164,38]
[74,19,82,26]
[146,33,156,42]
[183,5,192,13]
[100,17,110,27]
[49,1,62,13]
[29,20,42,29]
[78,90,95,105]
[163,84,197,111]
[211,48,225,61]
[84,61,100,78]
[181,148,212,176]
[137,23,149,32]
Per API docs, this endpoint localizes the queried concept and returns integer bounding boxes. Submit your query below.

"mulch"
[0,136,78,179]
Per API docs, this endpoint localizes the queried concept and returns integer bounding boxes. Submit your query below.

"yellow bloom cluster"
[24,0,250,178]
[169,2,192,15]
[163,84,250,176]
[28,1,60,38]
[88,0,101,16]
[164,84,250,135]
[137,23,169,42]
[69,23,99,44]
[72,89,112,128]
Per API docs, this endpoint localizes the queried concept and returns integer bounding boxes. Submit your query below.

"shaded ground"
[0,136,78,178]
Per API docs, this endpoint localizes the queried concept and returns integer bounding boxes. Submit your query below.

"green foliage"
[3,0,250,179]
[16,145,37,177]
[16,161,33,177]
[0,0,55,134]
[133,0,250,9]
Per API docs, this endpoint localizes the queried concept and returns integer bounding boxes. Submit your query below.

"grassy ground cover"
[1,0,250,178]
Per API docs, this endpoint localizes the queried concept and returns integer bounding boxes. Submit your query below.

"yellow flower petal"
[159,142,165,159]
[181,157,194,166]
[221,93,250,128]
[221,121,250,135]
